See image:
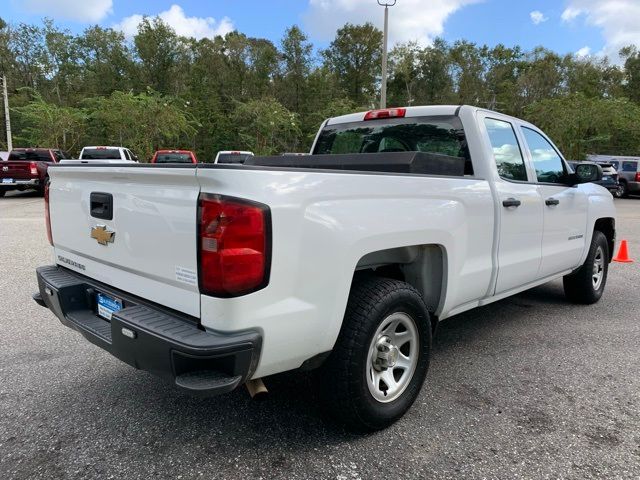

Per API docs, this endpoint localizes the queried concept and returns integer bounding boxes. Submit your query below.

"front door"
[520,127,588,277]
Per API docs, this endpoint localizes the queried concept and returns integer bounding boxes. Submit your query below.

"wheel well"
[594,217,615,261]
[354,244,445,334]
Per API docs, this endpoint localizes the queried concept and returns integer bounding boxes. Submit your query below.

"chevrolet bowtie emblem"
[91,225,115,245]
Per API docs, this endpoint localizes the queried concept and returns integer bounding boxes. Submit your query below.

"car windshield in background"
[82,149,121,159]
[8,150,51,161]
[313,116,468,161]
[156,153,192,163]
[217,153,253,164]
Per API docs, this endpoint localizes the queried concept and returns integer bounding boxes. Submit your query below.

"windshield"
[81,148,121,159]
[313,115,468,160]
[217,153,253,164]
[8,150,52,161]
[155,153,193,163]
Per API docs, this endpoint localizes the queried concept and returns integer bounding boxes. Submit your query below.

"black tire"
[563,230,609,304]
[317,276,431,431]
[612,184,624,198]
[618,181,628,198]
[0,190,6,198]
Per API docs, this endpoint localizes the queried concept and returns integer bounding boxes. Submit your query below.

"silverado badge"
[91,225,115,245]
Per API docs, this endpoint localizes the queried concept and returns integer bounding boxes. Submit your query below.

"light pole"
[378,0,396,109]
[1,74,11,152]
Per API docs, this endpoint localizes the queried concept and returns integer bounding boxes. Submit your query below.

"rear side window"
[155,153,193,163]
[8,150,52,161]
[483,118,527,181]
[81,148,121,159]
[622,161,638,172]
[314,116,468,160]
[521,128,566,184]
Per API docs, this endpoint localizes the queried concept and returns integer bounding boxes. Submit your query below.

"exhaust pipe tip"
[245,378,268,401]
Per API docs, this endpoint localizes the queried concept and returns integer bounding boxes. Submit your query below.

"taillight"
[635,172,640,182]
[44,184,53,245]
[198,194,270,297]
[30,162,38,176]
[364,108,406,120]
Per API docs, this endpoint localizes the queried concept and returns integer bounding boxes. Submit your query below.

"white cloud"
[303,0,483,45]
[114,4,234,40]
[562,0,640,60]
[529,11,548,25]
[20,0,113,22]
[575,46,591,57]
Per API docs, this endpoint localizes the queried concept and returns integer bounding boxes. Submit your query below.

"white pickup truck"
[34,106,615,431]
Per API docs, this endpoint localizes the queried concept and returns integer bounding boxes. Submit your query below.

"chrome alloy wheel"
[592,246,605,290]
[367,312,419,403]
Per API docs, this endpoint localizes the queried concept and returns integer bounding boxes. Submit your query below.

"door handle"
[90,192,113,220]
[545,198,560,206]
[502,198,521,208]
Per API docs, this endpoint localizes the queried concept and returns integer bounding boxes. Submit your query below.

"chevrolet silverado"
[34,105,616,431]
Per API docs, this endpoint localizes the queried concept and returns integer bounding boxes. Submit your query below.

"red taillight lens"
[44,184,53,245]
[30,161,38,176]
[635,172,640,182]
[364,108,406,120]
[198,194,270,297]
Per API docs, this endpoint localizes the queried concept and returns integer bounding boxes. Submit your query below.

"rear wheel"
[0,190,6,198]
[563,230,609,304]
[618,181,628,198]
[317,277,431,431]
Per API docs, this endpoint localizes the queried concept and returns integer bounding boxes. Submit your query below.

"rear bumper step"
[34,265,261,397]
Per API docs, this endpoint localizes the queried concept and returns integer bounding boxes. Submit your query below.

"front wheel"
[563,230,609,304]
[317,277,431,431]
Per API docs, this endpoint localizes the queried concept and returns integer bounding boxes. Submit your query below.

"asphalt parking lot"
[1,190,639,479]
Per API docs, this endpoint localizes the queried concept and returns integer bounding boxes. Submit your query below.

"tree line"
[1,16,639,161]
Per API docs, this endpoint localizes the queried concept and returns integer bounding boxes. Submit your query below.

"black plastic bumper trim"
[35,265,261,397]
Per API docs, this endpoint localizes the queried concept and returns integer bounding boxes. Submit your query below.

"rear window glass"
[622,161,638,172]
[217,153,253,164]
[313,115,469,162]
[81,148,121,159]
[8,150,52,161]
[155,153,193,163]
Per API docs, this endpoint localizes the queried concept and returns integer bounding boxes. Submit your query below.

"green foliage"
[13,89,86,151]
[231,97,301,155]
[1,17,640,158]
[84,89,197,161]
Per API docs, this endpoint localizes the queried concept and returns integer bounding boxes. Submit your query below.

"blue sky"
[3,0,638,60]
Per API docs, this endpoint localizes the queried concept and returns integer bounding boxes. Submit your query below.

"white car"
[214,150,254,164]
[34,105,615,431]
[62,146,139,164]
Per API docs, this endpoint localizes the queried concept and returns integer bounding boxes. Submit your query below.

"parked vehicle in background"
[214,150,254,164]
[568,161,621,197]
[0,148,68,197]
[588,155,640,198]
[76,146,138,163]
[35,105,615,431]
[151,150,197,164]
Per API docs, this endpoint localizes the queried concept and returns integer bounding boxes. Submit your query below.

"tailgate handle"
[90,192,113,220]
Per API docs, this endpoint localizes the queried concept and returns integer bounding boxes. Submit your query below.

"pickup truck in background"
[214,150,254,164]
[0,148,68,197]
[151,149,198,164]
[34,105,616,431]
[75,146,138,163]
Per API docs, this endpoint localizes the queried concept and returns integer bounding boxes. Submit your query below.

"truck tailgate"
[1,161,33,180]
[48,166,201,317]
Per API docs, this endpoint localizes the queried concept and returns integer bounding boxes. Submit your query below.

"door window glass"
[484,118,527,181]
[622,161,637,172]
[522,128,566,183]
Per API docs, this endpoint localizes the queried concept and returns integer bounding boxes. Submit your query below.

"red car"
[150,150,198,164]
[0,148,68,197]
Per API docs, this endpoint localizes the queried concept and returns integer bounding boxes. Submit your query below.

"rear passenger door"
[482,116,544,294]
[519,126,588,277]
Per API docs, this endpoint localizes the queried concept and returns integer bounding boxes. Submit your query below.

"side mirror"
[568,163,602,186]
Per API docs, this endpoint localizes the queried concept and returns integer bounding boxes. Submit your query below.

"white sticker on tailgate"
[175,266,198,286]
